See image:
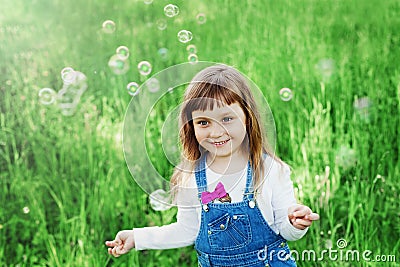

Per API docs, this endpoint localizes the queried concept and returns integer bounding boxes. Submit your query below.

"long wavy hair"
[170,64,281,198]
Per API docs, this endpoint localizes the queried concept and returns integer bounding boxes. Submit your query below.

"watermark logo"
[257,239,397,263]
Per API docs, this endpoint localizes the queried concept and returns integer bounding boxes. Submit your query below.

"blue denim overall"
[194,156,297,267]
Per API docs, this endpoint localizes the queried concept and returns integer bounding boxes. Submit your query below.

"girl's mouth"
[212,139,230,147]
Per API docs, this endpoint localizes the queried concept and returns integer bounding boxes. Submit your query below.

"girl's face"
[192,102,247,160]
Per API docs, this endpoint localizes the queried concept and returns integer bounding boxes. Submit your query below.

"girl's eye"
[197,121,208,126]
[222,117,233,123]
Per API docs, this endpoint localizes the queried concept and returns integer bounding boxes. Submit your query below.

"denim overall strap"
[195,155,208,200]
[243,161,254,201]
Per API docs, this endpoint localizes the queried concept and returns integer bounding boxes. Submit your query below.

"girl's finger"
[305,212,320,221]
[294,218,312,228]
[293,207,312,217]
[112,247,121,257]
[105,240,116,247]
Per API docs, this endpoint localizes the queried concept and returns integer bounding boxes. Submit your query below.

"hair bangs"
[184,82,242,116]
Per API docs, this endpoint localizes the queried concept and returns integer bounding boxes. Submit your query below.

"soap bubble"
[353,96,372,122]
[158,47,169,61]
[186,44,197,54]
[127,82,140,96]
[335,145,357,170]
[315,58,335,80]
[61,67,74,76]
[156,19,167,30]
[108,54,129,75]
[164,4,179,17]
[57,70,88,116]
[177,30,193,43]
[279,88,293,101]
[61,67,77,85]
[149,189,172,211]
[102,20,116,34]
[138,61,152,76]
[146,78,160,93]
[196,13,207,24]
[38,88,56,105]
[116,46,129,60]
[188,53,198,64]
[59,104,76,116]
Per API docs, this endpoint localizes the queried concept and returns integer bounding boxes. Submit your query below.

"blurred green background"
[0,0,399,266]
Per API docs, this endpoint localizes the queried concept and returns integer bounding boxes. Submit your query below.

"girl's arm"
[133,196,200,250]
[106,185,200,254]
[271,163,310,241]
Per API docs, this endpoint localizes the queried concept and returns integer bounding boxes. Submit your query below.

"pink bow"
[201,182,228,204]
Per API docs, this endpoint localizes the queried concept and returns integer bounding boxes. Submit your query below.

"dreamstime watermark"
[257,238,397,263]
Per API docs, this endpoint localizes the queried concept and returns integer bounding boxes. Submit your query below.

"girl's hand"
[288,204,320,230]
[105,230,135,257]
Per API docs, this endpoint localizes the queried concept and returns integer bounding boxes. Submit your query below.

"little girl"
[106,65,319,266]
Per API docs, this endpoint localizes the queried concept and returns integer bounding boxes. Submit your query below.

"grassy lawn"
[0,0,399,266]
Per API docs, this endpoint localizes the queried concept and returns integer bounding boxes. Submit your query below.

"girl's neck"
[206,151,249,175]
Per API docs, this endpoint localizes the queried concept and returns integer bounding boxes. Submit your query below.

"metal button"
[202,204,209,212]
[233,215,238,220]
[208,230,212,235]
[249,200,256,208]
[279,242,286,247]
[220,224,225,230]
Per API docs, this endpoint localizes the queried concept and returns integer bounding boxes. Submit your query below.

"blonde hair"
[170,64,282,197]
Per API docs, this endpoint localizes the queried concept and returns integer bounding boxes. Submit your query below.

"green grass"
[1,0,399,266]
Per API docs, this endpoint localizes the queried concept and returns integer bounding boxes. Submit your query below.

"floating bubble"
[57,70,88,116]
[157,47,169,61]
[164,4,179,17]
[325,239,333,249]
[149,189,172,211]
[177,30,193,43]
[186,44,197,54]
[279,88,293,101]
[59,104,77,116]
[102,20,116,34]
[138,61,152,76]
[188,53,198,64]
[196,13,207,24]
[127,82,140,96]
[353,96,372,122]
[23,207,30,214]
[108,54,129,75]
[38,88,56,105]
[116,46,129,60]
[61,67,74,76]
[143,0,153,4]
[315,58,335,80]
[61,67,77,85]
[146,78,160,93]
[335,145,357,169]
[156,19,167,30]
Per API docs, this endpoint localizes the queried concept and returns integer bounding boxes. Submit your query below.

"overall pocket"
[207,213,252,251]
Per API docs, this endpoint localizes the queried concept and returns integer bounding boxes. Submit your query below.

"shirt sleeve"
[133,186,200,250]
[271,163,309,241]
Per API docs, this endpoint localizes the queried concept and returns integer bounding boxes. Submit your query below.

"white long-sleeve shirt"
[133,156,308,250]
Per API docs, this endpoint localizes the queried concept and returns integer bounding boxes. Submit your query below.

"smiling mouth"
[212,139,230,146]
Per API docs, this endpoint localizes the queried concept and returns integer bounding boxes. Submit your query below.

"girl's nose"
[209,122,226,138]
